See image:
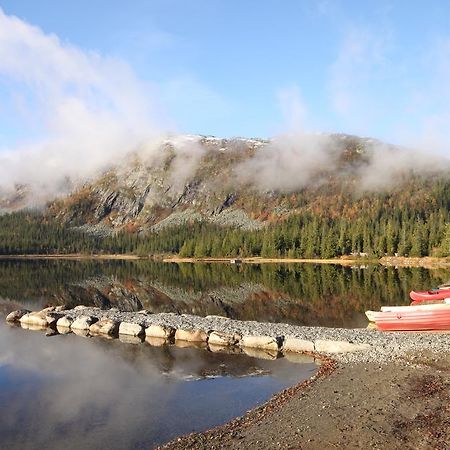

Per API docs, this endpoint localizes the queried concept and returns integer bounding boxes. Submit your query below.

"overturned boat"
[366,301,450,331]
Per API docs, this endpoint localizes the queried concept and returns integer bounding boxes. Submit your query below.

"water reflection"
[0,259,449,327]
[0,321,316,449]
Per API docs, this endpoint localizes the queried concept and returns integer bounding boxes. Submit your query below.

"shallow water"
[0,321,316,449]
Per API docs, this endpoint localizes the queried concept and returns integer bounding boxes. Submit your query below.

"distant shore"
[1,253,450,268]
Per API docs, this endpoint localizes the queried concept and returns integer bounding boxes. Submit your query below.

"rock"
[6,309,30,322]
[45,314,60,328]
[314,340,371,354]
[145,324,175,339]
[71,316,98,331]
[89,319,120,336]
[175,329,208,342]
[240,335,281,352]
[283,337,315,353]
[119,322,144,337]
[39,306,56,313]
[54,305,66,312]
[56,325,72,335]
[57,316,74,328]
[208,331,241,346]
[19,313,49,328]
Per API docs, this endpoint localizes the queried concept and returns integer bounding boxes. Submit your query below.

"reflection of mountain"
[1,259,449,327]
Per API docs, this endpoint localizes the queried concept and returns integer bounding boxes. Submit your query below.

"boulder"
[175,329,208,342]
[145,324,175,339]
[314,340,371,354]
[208,331,241,346]
[89,319,120,336]
[74,305,88,311]
[240,335,281,352]
[119,322,144,337]
[19,313,48,328]
[71,316,98,331]
[283,337,315,353]
[56,325,72,335]
[6,309,30,322]
[56,316,74,328]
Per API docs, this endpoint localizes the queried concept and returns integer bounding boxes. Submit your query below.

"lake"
[0,259,449,327]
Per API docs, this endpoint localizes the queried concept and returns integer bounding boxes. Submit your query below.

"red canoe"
[409,288,450,303]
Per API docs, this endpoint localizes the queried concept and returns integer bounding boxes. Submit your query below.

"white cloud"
[0,8,165,203]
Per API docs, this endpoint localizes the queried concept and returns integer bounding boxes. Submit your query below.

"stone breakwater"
[7,306,450,363]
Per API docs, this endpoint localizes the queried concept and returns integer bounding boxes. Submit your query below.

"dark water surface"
[0,321,316,449]
[0,259,449,327]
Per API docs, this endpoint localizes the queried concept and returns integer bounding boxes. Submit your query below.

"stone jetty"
[7,306,450,363]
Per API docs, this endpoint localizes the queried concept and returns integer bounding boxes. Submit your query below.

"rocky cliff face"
[44,133,388,232]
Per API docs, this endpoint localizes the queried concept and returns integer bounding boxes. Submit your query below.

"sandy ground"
[161,352,450,449]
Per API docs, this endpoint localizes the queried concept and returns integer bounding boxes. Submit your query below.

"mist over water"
[0,321,314,449]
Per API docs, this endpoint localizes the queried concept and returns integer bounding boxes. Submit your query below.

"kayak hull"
[410,289,450,303]
[366,306,450,331]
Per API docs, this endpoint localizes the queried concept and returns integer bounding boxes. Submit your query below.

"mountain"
[1,133,449,258]
[43,133,442,232]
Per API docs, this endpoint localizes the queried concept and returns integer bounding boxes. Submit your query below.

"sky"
[1,0,450,148]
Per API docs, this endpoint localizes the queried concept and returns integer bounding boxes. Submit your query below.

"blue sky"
[1,0,450,146]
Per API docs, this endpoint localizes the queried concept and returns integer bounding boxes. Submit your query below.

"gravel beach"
[160,353,450,449]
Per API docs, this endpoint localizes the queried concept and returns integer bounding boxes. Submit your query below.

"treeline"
[0,205,449,258]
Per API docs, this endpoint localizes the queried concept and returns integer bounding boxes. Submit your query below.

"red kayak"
[409,288,450,303]
[366,303,450,331]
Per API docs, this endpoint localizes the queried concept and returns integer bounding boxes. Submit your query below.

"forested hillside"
[1,134,450,258]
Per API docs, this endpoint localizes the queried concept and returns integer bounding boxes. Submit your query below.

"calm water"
[0,259,449,327]
[0,320,316,449]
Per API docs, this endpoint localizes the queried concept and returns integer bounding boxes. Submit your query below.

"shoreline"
[1,253,450,268]
[160,354,450,449]
[10,306,450,449]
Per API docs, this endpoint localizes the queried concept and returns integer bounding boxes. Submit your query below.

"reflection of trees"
[0,260,449,326]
